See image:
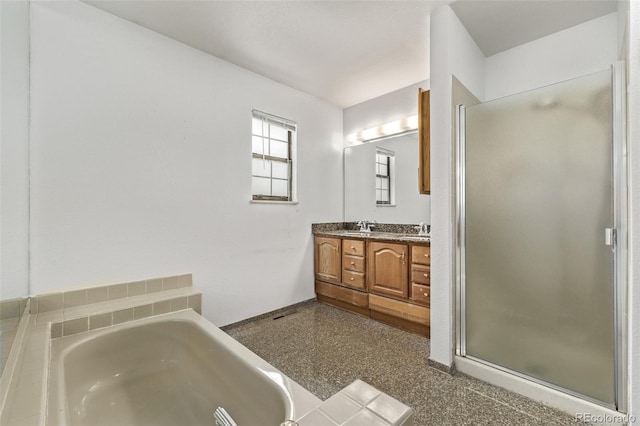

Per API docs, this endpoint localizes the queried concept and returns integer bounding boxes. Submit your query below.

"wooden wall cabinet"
[418,88,430,194]
[366,241,409,299]
[314,237,341,284]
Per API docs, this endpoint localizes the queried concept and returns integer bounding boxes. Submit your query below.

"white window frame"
[251,110,297,203]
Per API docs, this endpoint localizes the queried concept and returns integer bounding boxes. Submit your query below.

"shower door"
[459,68,620,407]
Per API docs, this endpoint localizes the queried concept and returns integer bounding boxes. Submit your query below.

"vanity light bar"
[346,115,419,145]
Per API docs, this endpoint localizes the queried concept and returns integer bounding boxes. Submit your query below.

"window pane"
[269,125,288,141]
[376,189,383,202]
[272,161,289,179]
[381,177,389,190]
[252,177,271,195]
[270,140,289,158]
[252,118,265,136]
[252,136,265,155]
[379,162,388,176]
[252,158,271,177]
[376,177,382,190]
[272,179,289,197]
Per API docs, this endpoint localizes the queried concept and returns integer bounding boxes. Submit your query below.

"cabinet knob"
[350,277,355,281]
[424,254,429,258]
[424,292,429,297]
[350,261,355,265]
[424,273,429,278]
[351,246,355,250]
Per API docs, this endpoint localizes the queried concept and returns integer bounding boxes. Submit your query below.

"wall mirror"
[344,132,430,224]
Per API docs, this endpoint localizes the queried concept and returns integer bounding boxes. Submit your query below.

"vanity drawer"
[411,284,431,307]
[411,245,431,265]
[411,264,430,285]
[343,239,365,257]
[343,255,365,273]
[342,270,365,289]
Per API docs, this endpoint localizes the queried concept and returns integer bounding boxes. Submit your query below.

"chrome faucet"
[415,222,430,236]
[357,220,377,232]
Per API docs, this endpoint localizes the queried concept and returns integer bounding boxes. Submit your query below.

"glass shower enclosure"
[456,67,625,408]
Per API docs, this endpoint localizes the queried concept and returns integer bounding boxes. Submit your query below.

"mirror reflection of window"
[376,148,394,205]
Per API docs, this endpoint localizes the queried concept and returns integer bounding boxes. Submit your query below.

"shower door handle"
[605,228,616,246]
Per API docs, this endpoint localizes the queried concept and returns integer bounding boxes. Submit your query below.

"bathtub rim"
[46,308,321,425]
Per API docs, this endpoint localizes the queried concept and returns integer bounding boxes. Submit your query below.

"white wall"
[29,1,343,326]
[344,133,430,224]
[429,4,485,367]
[343,80,428,137]
[485,13,619,101]
[627,0,639,419]
[0,0,30,300]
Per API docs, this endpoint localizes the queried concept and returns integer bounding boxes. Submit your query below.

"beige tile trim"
[0,299,31,415]
[52,295,202,339]
[33,273,193,314]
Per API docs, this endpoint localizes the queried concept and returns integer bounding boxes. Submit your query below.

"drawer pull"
[424,292,429,297]
[351,246,355,250]
[424,254,429,258]
[423,273,429,278]
[350,277,355,281]
[350,261,355,265]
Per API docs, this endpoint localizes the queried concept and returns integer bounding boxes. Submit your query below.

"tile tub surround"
[32,273,193,314]
[0,279,201,426]
[0,298,29,374]
[47,310,322,426]
[1,283,409,426]
[223,301,578,426]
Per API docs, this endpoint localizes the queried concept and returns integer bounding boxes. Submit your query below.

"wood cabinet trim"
[369,294,430,326]
[418,88,430,194]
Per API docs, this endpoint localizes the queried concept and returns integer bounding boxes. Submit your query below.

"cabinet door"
[314,237,341,284]
[367,241,408,299]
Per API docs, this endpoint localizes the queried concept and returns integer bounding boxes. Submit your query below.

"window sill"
[376,204,396,208]
[251,200,300,205]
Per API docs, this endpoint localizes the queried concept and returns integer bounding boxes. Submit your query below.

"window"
[251,110,296,201]
[376,149,394,205]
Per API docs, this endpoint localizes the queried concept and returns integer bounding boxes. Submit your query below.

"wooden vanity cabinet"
[314,237,341,284]
[366,241,409,299]
[314,235,430,336]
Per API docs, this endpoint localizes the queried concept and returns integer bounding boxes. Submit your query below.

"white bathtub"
[47,309,321,426]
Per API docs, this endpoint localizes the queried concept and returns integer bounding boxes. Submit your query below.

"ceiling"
[451,0,620,57]
[84,0,620,109]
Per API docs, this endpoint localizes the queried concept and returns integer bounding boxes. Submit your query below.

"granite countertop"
[313,229,430,245]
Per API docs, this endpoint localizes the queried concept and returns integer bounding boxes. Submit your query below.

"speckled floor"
[222,300,578,426]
